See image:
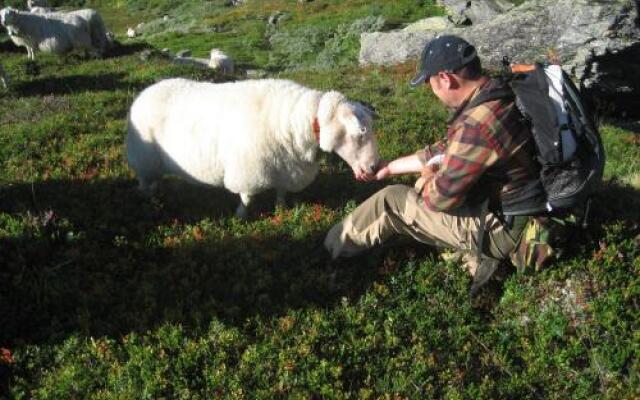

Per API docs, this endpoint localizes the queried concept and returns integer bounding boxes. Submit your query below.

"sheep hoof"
[235,204,248,219]
[275,190,287,208]
[137,180,158,197]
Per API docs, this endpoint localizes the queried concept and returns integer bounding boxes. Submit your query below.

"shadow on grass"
[2,174,636,346]
[104,41,152,58]
[0,38,23,54]
[12,72,130,97]
[0,173,394,346]
[609,119,640,135]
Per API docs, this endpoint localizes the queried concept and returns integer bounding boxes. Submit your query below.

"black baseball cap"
[410,35,478,87]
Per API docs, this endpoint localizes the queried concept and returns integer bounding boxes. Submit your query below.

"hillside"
[0,1,639,398]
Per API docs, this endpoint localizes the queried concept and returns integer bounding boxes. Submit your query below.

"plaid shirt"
[416,79,538,212]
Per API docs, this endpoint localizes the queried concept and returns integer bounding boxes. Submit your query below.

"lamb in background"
[28,6,53,13]
[208,48,234,74]
[27,0,53,14]
[0,7,94,60]
[127,78,380,217]
[27,0,48,8]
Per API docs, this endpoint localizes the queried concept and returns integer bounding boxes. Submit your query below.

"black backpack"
[469,61,606,222]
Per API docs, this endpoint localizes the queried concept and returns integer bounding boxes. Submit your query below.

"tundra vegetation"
[0,0,639,399]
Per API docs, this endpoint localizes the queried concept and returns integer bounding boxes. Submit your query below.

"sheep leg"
[0,64,8,89]
[235,193,252,219]
[275,189,287,208]
[137,178,158,197]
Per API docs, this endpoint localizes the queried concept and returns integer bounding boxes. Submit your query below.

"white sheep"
[0,7,93,60]
[40,8,111,55]
[208,48,234,74]
[126,27,136,38]
[127,78,380,217]
[27,0,48,8]
[28,6,53,14]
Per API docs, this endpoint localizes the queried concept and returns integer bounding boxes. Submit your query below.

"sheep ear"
[319,125,338,152]
[317,91,346,126]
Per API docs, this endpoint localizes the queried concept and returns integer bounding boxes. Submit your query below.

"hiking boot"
[469,257,500,297]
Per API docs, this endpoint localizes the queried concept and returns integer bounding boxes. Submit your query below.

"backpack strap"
[466,88,514,111]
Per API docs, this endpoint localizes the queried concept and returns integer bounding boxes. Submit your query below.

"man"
[324,35,546,293]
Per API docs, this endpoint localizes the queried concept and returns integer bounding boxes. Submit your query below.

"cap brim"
[409,71,429,87]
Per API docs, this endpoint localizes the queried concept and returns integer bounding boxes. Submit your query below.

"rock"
[438,0,470,25]
[138,49,152,61]
[403,16,453,32]
[245,69,268,79]
[173,57,210,69]
[438,0,513,25]
[126,27,136,38]
[268,11,291,26]
[176,49,192,58]
[360,0,640,116]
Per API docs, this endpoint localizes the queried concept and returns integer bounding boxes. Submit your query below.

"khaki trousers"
[324,185,522,274]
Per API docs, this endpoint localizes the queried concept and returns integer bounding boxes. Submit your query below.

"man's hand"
[374,160,391,180]
[354,160,389,181]
[421,162,440,179]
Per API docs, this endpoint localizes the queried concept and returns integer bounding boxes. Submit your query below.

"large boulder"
[403,16,453,32]
[360,0,640,116]
[438,0,514,25]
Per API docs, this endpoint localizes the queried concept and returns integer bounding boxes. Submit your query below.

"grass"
[1,0,640,399]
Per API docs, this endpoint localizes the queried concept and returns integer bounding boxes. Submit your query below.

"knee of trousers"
[374,184,414,215]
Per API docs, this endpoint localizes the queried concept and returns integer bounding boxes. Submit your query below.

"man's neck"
[456,76,489,108]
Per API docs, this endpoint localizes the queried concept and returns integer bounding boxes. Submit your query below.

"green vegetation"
[1,1,639,399]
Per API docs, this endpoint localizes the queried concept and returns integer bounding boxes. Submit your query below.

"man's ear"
[437,72,453,89]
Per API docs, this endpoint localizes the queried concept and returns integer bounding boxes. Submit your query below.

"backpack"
[468,60,606,223]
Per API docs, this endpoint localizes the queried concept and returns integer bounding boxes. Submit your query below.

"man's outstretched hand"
[354,160,389,181]
[374,160,391,180]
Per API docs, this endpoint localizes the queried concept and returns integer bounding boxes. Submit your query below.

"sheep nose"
[368,164,377,174]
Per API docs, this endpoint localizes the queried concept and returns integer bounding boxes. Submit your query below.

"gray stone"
[360,0,640,116]
[176,49,192,58]
[268,11,291,26]
[438,0,513,25]
[403,17,453,32]
[245,69,268,79]
[172,57,210,69]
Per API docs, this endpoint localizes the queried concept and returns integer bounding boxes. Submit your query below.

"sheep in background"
[63,8,111,54]
[209,48,234,74]
[0,7,94,60]
[28,6,53,13]
[27,0,53,13]
[27,0,48,8]
[127,78,379,217]
[31,8,112,55]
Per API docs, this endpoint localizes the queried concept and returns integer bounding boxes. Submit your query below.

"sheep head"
[0,8,17,27]
[317,91,379,179]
